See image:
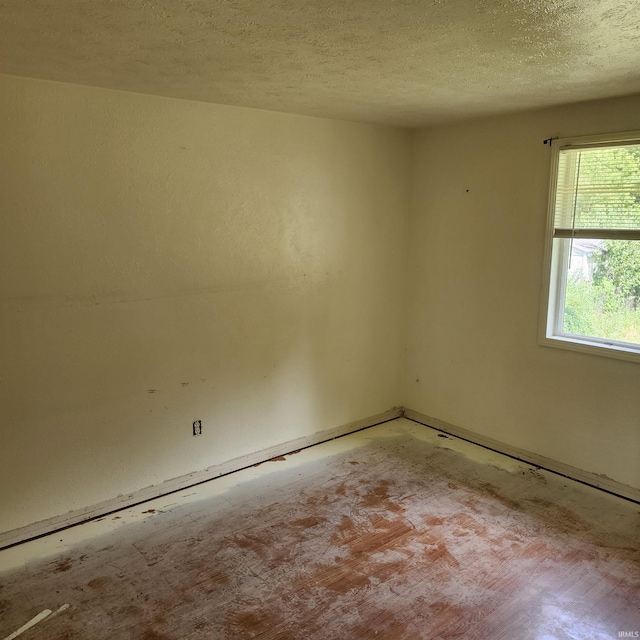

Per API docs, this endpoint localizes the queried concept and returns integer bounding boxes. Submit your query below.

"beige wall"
[405,95,640,491]
[2,72,639,535]
[0,75,409,532]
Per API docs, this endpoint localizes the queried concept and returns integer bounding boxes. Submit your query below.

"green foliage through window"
[592,240,640,307]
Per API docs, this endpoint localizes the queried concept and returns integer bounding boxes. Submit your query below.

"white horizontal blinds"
[554,143,640,239]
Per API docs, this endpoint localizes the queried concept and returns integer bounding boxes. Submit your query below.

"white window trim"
[539,129,640,363]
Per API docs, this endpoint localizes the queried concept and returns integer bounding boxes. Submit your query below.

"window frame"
[539,130,640,363]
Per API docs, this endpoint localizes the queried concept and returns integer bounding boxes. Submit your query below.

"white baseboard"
[4,405,636,550]
[0,408,402,550]
[404,408,640,504]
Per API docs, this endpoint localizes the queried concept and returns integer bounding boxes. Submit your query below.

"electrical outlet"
[192,420,202,436]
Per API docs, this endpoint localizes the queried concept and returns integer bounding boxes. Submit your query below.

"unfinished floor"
[1,418,639,640]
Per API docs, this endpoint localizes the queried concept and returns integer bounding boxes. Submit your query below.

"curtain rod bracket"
[543,137,558,146]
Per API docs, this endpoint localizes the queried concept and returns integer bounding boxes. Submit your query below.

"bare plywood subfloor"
[1,418,639,639]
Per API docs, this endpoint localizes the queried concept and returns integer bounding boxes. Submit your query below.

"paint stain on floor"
[1,425,639,640]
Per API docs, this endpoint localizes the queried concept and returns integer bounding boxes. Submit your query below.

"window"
[540,131,640,362]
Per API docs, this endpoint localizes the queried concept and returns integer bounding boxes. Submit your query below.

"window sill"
[539,333,640,363]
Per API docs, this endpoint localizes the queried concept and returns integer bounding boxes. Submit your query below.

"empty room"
[1,1,639,639]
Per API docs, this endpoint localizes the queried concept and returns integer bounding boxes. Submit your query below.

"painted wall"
[3,71,639,535]
[0,74,408,533]
[405,95,640,492]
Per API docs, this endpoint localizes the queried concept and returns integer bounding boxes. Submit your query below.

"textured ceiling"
[2,0,640,127]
